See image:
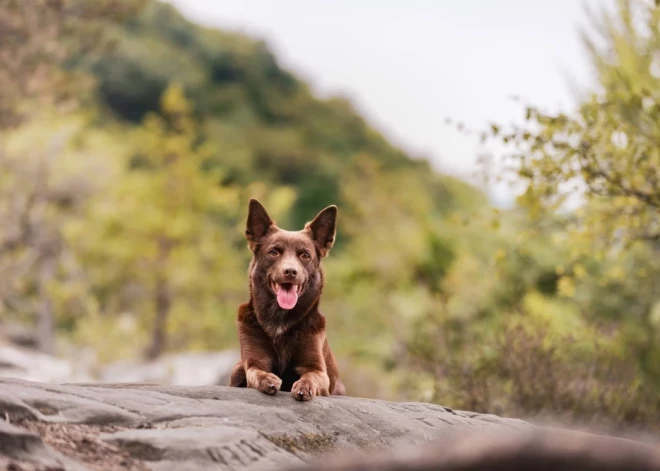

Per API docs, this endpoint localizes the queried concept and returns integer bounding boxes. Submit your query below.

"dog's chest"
[267,337,297,392]
[270,335,293,369]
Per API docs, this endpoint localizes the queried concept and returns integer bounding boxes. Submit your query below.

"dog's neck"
[254,297,319,338]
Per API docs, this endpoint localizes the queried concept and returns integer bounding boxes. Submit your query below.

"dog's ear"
[305,205,337,257]
[246,199,274,250]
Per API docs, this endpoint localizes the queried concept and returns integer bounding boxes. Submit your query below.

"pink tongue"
[276,285,298,310]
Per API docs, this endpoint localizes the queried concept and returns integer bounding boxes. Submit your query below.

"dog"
[229,199,345,401]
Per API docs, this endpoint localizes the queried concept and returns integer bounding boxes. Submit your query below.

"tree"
[0,0,147,129]
[0,112,118,353]
[75,83,245,360]
[0,0,147,353]
[398,1,660,425]
[428,0,660,423]
[473,1,660,385]
[481,0,660,252]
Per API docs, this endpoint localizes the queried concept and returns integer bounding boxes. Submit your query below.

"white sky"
[166,0,616,206]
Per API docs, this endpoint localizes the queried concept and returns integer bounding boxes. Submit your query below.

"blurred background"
[1,0,659,438]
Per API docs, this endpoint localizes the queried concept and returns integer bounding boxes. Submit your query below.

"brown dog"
[229,199,345,401]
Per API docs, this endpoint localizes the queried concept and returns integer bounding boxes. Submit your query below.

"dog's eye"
[268,249,279,256]
[300,252,311,260]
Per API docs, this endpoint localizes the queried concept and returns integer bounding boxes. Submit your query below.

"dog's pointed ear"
[305,205,337,257]
[246,199,274,250]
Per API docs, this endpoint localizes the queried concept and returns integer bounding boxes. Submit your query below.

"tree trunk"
[144,273,172,361]
[36,255,56,355]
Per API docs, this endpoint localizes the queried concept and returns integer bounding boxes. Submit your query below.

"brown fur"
[229,199,345,401]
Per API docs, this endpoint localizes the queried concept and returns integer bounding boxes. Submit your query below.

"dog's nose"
[283,268,298,278]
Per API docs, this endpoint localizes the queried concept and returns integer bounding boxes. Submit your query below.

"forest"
[0,0,658,433]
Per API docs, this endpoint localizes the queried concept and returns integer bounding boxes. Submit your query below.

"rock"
[0,323,95,384]
[0,326,239,387]
[0,377,658,471]
[0,419,87,471]
[0,344,90,384]
[0,322,39,350]
[99,350,240,387]
[103,425,302,470]
[289,427,660,471]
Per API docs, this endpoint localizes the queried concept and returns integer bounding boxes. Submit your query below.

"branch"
[590,167,660,209]
[0,190,37,255]
[577,145,660,209]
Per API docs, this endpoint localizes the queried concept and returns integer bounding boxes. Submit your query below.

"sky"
[166,0,616,206]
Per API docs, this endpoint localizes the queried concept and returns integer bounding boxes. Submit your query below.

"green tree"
[482,0,660,252]
[0,0,146,353]
[72,83,243,360]
[0,112,113,353]
[481,0,660,381]
[0,0,146,129]
[411,0,660,428]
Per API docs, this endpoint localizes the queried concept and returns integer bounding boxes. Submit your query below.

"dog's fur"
[229,199,345,401]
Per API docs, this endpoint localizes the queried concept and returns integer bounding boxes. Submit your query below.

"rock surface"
[292,427,660,471]
[0,377,659,471]
[99,350,240,387]
[0,322,239,388]
[0,344,87,384]
[0,322,94,384]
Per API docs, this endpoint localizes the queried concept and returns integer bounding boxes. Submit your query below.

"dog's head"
[245,199,337,311]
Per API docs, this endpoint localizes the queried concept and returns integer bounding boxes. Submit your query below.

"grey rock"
[0,419,88,471]
[0,324,238,388]
[99,350,240,387]
[0,344,87,384]
[0,322,39,350]
[102,425,303,471]
[0,377,657,471]
[287,427,660,471]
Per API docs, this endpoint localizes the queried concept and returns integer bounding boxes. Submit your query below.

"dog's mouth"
[270,281,304,310]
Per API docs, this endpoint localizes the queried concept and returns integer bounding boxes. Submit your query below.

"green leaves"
[63,84,251,359]
[2,0,659,428]
[485,3,660,251]
[0,0,146,129]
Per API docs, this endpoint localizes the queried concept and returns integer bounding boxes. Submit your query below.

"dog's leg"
[245,365,282,395]
[292,369,330,401]
[292,334,330,401]
[331,380,346,396]
[237,320,282,395]
[229,360,247,387]
[323,338,344,395]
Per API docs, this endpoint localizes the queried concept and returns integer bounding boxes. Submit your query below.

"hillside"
[74,1,485,228]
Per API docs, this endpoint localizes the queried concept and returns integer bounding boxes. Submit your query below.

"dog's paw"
[248,370,282,395]
[292,376,329,401]
[292,377,316,401]
[259,372,282,395]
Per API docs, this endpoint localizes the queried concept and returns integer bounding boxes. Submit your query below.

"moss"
[118,441,164,461]
[30,402,59,416]
[263,432,335,457]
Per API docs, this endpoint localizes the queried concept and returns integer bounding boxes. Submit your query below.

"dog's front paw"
[292,377,315,401]
[258,372,282,395]
[292,376,329,401]
[248,371,282,395]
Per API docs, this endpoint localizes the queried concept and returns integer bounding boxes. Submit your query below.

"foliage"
[0,112,114,353]
[0,0,659,435]
[0,0,146,129]
[68,83,247,360]
[479,0,660,251]
[76,1,433,228]
[402,0,660,431]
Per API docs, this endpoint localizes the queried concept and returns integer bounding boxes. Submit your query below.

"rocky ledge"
[1,377,659,471]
